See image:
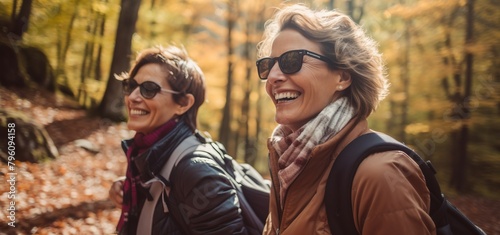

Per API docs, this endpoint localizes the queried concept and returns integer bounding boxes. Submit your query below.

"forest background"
[0,0,499,234]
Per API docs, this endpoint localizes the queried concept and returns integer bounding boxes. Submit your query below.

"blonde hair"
[257,4,389,118]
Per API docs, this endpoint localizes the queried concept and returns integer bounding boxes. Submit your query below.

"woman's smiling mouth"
[130,109,149,115]
[275,92,301,103]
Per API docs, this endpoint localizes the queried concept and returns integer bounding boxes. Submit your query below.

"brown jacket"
[263,119,436,235]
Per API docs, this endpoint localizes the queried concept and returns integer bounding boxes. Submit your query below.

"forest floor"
[0,86,499,235]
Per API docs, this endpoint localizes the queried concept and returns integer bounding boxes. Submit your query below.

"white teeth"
[130,109,148,115]
[275,92,300,101]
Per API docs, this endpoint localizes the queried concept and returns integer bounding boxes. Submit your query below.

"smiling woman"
[122,63,188,134]
[108,45,249,235]
[117,46,206,134]
[256,4,437,235]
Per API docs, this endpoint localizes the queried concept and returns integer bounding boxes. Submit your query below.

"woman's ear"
[175,94,195,115]
[337,71,352,91]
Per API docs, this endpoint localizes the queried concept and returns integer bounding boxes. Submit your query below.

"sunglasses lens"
[122,81,129,95]
[140,81,160,99]
[122,79,136,95]
[256,50,305,80]
[257,58,275,80]
[280,51,303,74]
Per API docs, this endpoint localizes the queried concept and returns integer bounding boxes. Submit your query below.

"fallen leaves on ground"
[0,87,130,234]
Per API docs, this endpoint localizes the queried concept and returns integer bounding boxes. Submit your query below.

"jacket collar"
[266,118,370,231]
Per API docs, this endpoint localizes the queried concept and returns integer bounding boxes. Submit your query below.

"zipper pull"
[276,228,280,235]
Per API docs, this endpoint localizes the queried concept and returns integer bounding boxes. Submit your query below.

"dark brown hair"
[125,45,206,131]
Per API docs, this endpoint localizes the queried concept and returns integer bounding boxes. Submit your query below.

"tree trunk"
[219,0,237,155]
[464,0,474,109]
[399,20,411,143]
[98,0,142,121]
[11,0,18,23]
[387,99,397,136]
[10,0,33,40]
[86,10,100,76]
[78,11,93,103]
[78,7,101,105]
[61,1,80,65]
[346,0,364,23]
[328,0,335,10]
[94,10,107,81]
[451,0,475,192]
[57,1,81,89]
[347,0,354,18]
[149,0,158,41]
[241,17,256,165]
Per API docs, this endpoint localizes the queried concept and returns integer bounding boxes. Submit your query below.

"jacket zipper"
[269,153,312,235]
[273,175,293,235]
[268,156,282,234]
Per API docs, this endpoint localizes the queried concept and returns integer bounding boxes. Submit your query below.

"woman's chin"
[127,122,146,133]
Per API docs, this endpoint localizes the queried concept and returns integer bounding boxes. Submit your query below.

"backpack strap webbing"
[136,134,201,235]
[324,132,448,235]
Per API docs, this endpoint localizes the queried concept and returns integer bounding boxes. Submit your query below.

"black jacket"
[120,125,247,235]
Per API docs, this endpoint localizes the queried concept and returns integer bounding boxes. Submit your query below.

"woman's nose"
[266,63,286,83]
[128,86,142,100]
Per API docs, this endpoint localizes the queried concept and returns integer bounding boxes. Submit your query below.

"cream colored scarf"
[270,97,355,205]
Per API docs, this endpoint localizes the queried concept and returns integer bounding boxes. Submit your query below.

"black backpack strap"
[324,132,448,235]
[192,139,266,234]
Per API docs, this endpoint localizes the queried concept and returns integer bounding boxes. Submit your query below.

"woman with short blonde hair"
[257,4,434,235]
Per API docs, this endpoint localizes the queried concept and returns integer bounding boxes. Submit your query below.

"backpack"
[138,133,270,235]
[324,132,486,235]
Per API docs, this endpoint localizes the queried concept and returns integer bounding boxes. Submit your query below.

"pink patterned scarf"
[116,119,178,233]
[269,97,354,205]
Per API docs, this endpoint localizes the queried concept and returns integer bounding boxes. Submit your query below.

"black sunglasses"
[256,49,333,80]
[122,79,180,99]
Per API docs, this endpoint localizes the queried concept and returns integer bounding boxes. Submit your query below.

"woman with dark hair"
[109,45,247,235]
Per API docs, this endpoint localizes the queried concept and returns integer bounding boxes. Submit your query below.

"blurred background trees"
[0,0,498,198]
